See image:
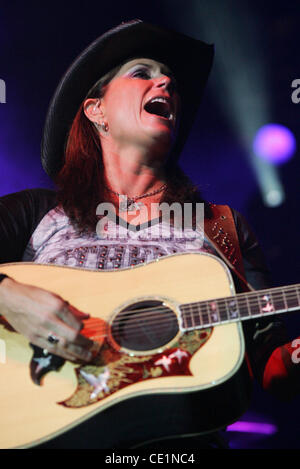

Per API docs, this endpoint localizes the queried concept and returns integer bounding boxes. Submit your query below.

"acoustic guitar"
[0,252,298,448]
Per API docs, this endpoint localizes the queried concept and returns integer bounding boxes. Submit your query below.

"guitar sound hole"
[111,300,179,352]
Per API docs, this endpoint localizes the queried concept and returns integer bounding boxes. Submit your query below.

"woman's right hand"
[0,277,95,363]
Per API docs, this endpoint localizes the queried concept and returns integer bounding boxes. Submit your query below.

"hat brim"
[41,20,214,177]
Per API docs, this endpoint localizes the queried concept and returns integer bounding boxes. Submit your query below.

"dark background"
[0,0,299,448]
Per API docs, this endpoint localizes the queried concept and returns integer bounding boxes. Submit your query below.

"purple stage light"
[253,124,296,164]
[227,421,277,435]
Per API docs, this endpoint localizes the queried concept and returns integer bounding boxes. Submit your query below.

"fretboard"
[180,284,300,330]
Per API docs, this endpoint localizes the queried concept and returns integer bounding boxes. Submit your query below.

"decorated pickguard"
[59,324,213,408]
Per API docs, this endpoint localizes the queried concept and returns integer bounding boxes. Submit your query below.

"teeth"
[150,97,168,104]
[145,96,174,120]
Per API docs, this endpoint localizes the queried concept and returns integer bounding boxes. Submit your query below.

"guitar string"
[81,285,299,326]
[83,304,283,344]
[82,288,299,332]
[81,291,299,343]
[82,309,295,345]
[81,290,300,335]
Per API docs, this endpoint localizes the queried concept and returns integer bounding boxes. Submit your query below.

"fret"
[257,292,275,316]
[236,295,249,318]
[192,303,201,328]
[246,292,261,316]
[182,303,194,329]
[226,297,239,321]
[245,294,251,317]
[281,287,288,310]
[200,301,210,326]
[295,285,300,308]
[207,300,220,324]
[217,298,228,322]
[269,289,286,313]
[283,286,299,309]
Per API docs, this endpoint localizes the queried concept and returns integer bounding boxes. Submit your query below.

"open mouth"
[144,97,174,121]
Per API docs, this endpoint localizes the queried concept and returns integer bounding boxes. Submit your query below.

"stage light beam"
[170,0,288,208]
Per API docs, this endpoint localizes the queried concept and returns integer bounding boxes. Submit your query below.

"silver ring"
[47,333,59,345]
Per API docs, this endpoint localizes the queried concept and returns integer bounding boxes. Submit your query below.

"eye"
[131,67,151,79]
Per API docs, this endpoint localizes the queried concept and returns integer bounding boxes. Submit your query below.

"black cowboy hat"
[41,19,214,178]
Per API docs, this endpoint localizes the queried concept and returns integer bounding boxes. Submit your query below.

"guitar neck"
[180,283,300,330]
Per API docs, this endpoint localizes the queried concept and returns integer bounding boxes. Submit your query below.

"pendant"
[119,195,144,212]
[127,201,144,212]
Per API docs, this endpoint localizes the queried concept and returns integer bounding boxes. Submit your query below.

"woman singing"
[0,20,299,449]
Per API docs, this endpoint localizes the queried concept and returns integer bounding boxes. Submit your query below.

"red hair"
[55,102,105,232]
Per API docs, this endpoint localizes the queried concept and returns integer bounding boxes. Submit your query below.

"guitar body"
[0,253,251,449]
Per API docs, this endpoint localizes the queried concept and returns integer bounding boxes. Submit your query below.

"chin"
[149,122,175,141]
[147,135,174,163]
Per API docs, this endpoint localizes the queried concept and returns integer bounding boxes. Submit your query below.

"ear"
[83,98,106,124]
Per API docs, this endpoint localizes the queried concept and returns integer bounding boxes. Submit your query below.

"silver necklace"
[105,183,167,212]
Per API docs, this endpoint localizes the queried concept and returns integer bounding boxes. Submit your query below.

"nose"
[154,74,176,95]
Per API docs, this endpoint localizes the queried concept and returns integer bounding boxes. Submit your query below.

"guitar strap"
[204,204,254,292]
[204,204,256,380]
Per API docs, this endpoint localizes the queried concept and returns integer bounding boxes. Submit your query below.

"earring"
[101,122,108,132]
